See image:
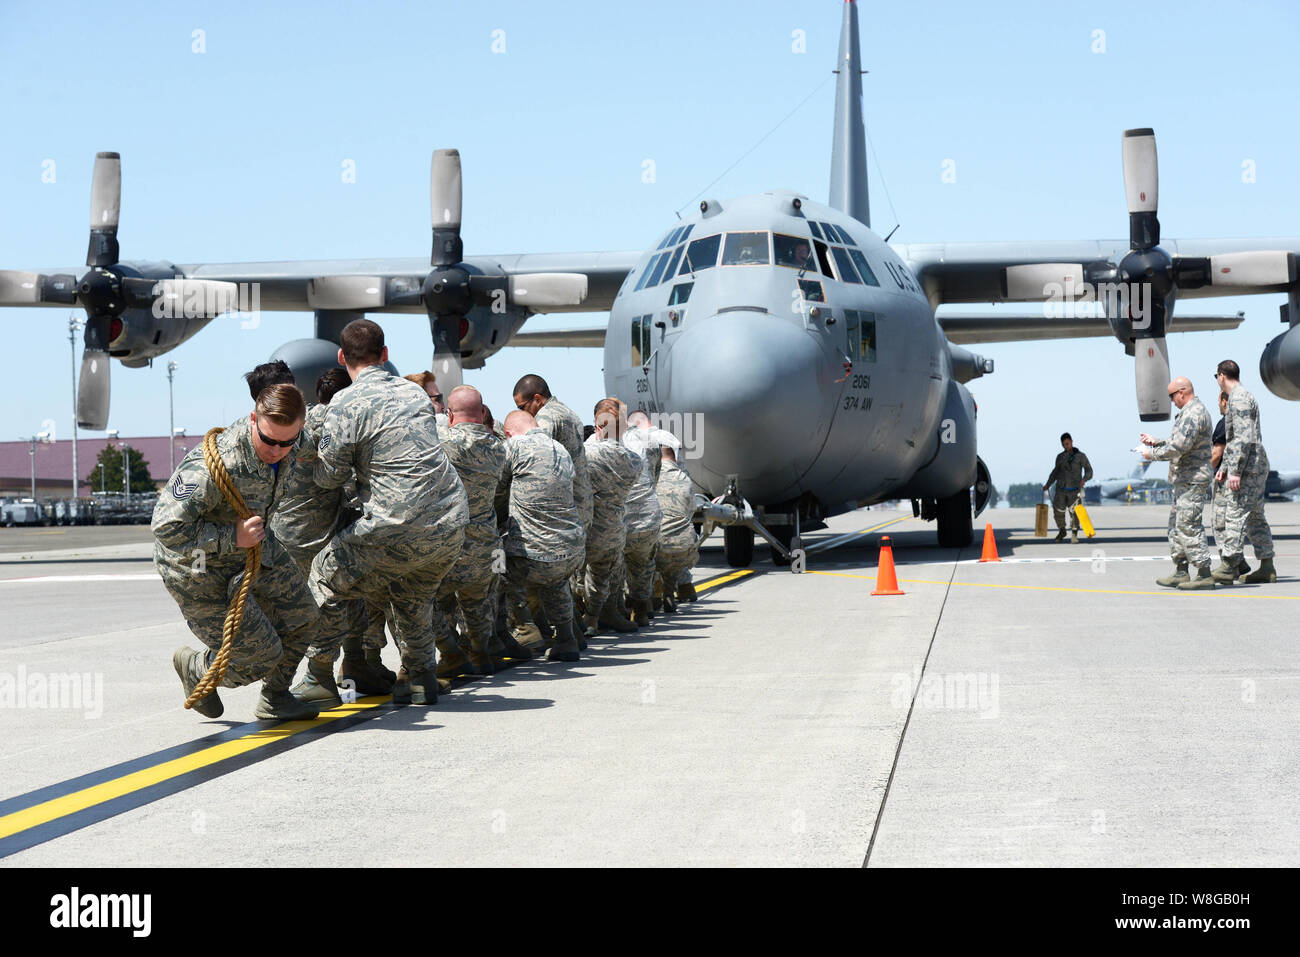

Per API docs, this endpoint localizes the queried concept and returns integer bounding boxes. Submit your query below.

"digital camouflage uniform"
[152,415,320,691]
[620,429,662,606]
[1146,395,1213,569]
[502,428,586,627]
[655,458,700,590]
[1211,416,1228,549]
[1045,448,1093,531]
[434,421,506,659]
[582,433,641,615]
[307,366,468,674]
[1220,386,1274,560]
[535,396,593,533]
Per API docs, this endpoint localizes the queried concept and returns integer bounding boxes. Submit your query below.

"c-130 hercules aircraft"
[4,1,1300,567]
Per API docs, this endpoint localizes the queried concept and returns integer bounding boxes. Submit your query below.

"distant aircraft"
[1098,462,1156,501]
[4,1,1298,565]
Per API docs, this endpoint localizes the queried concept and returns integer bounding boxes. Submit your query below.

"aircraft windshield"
[721,232,770,266]
[774,233,815,270]
[682,234,721,273]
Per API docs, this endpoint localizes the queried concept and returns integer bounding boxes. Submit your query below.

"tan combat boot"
[1211,557,1242,585]
[173,647,223,719]
[1156,562,1189,588]
[546,620,581,662]
[1242,558,1277,584]
[598,597,639,633]
[291,656,343,708]
[1178,564,1217,591]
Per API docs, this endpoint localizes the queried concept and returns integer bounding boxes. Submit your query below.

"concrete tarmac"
[0,503,1296,866]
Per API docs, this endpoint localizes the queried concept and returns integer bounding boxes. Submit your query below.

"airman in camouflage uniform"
[501,410,586,662]
[1212,361,1276,584]
[1042,434,1093,542]
[621,412,663,626]
[1140,377,1213,589]
[654,444,699,613]
[431,386,508,676]
[513,374,593,533]
[153,387,321,721]
[582,400,642,636]
[296,320,469,707]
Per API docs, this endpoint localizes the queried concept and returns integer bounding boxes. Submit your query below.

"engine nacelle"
[270,339,401,399]
[1260,323,1300,401]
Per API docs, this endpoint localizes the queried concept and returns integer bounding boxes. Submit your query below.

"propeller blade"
[1122,129,1159,251]
[1208,250,1296,288]
[87,152,122,267]
[1121,129,1158,215]
[430,313,464,395]
[430,149,463,267]
[1003,263,1085,301]
[0,270,76,306]
[1134,337,1171,422]
[507,272,589,309]
[77,349,112,430]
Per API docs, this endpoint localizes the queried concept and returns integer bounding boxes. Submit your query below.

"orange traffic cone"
[978,523,1000,562]
[872,536,905,595]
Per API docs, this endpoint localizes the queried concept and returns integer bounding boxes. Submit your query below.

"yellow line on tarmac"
[694,569,755,592]
[0,700,385,841]
[807,569,1300,599]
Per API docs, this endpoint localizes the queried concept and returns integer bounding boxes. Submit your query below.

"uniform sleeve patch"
[320,434,332,453]
[171,473,198,500]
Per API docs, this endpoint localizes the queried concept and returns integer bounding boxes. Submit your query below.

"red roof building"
[0,435,193,498]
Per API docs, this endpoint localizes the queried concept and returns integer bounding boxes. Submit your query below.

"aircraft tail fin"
[1133,460,1152,478]
[829,0,870,227]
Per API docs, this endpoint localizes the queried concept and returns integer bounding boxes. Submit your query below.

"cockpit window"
[797,279,825,302]
[808,221,824,241]
[825,223,849,245]
[721,231,771,266]
[656,232,675,251]
[660,245,685,284]
[682,234,721,273]
[646,249,673,287]
[774,233,815,270]
[669,282,693,305]
[847,248,880,286]
[633,252,665,292]
[676,223,694,244]
[830,246,863,284]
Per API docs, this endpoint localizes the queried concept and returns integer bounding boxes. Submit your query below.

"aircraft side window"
[631,316,643,365]
[669,282,694,305]
[646,251,672,287]
[721,231,771,266]
[641,313,652,362]
[634,253,663,292]
[859,312,877,362]
[773,233,815,270]
[808,221,824,241]
[798,279,824,302]
[813,239,834,278]
[846,309,859,342]
[830,246,863,284]
[683,234,721,272]
[847,248,880,286]
[660,245,685,284]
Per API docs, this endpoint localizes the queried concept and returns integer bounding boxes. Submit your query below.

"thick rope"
[185,427,261,709]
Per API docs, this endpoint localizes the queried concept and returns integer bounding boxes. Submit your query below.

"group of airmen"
[152,318,701,721]
[1138,359,1277,590]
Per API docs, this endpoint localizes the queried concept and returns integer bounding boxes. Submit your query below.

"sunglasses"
[1168,389,1183,398]
[255,419,301,448]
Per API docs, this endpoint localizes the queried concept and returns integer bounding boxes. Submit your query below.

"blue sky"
[2,0,1297,488]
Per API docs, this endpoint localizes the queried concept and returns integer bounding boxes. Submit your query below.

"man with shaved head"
[620,409,663,626]
[581,398,643,636]
[430,385,509,676]
[512,374,593,535]
[500,408,587,661]
[1140,376,1214,589]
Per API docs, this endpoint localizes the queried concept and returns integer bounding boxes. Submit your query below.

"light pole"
[69,315,83,499]
[167,361,179,472]
[28,431,51,500]
[104,429,118,494]
[119,442,129,497]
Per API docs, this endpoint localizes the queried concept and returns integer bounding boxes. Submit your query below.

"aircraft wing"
[896,238,1300,306]
[939,311,1244,345]
[505,326,606,348]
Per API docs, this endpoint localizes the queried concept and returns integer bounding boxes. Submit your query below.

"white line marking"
[0,574,160,585]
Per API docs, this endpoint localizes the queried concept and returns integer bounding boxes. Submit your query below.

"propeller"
[418,149,587,392]
[1004,128,1296,422]
[1,152,240,430]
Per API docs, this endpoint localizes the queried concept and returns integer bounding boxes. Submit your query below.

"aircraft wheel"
[724,525,754,567]
[936,489,973,548]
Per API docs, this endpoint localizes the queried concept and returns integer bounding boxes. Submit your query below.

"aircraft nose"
[663,311,838,495]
